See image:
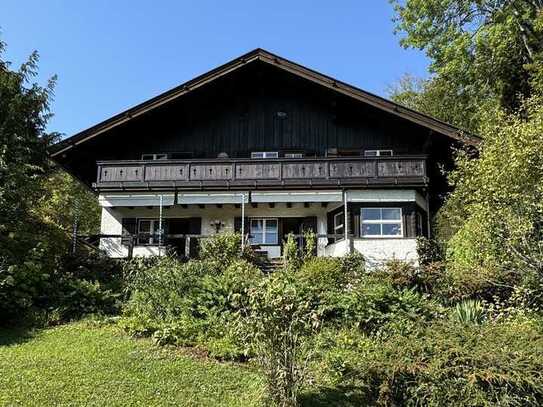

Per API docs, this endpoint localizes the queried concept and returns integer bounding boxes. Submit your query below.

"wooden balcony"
[93,156,428,191]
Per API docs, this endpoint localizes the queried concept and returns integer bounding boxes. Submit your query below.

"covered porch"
[96,189,428,265]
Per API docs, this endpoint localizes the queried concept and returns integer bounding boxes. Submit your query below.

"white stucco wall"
[354,238,418,268]
[324,238,418,267]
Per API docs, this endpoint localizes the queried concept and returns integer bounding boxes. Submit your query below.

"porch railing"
[94,156,428,190]
[77,233,353,259]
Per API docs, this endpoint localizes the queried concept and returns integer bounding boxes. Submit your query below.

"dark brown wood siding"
[61,62,443,187]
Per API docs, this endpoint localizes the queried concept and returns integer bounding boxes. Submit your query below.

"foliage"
[122,256,262,360]
[33,169,100,235]
[452,299,486,325]
[319,319,543,406]
[283,233,301,271]
[302,229,316,263]
[199,232,256,268]
[0,248,123,326]
[246,271,319,407]
[416,236,444,265]
[390,0,543,131]
[0,322,265,406]
[0,39,58,237]
[339,251,366,278]
[440,96,543,279]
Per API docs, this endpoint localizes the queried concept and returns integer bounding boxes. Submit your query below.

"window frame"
[360,207,403,238]
[284,152,304,159]
[333,212,345,240]
[251,151,279,159]
[141,153,169,160]
[364,150,393,157]
[136,218,163,246]
[249,218,279,245]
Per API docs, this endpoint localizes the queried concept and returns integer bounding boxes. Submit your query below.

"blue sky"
[2,1,428,137]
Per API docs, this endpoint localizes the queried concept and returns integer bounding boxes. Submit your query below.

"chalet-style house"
[50,49,479,265]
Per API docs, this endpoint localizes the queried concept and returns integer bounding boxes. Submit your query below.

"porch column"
[241,192,246,250]
[343,190,351,254]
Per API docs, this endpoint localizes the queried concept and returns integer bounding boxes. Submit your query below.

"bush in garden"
[297,257,345,293]
[247,271,319,406]
[122,255,263,360]
[0,245,123,326]
[339,251,366,279]
[283,233,301,271]
[337,320,543,406]
[199,232,256,268]
[416,236,444,265]
[341,281,445,336]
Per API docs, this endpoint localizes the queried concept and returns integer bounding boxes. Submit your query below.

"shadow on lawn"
[0,325,37,346]
[300,385,373,407]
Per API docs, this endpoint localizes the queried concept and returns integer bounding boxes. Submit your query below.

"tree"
[439,95,543,277]
[0,38,60,257]
[34,170,100,236]
[390,0,543,131]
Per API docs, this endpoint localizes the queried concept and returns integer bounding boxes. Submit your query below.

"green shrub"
[122,256,262,361]
[298,257,345,292]
[376,259,450,297]
[342,281,444,336]
[199,232,256,268]
[0,248,123,326]
[312,319,543,406]
[284,233,301,271]
[452,299,486,325]
[339,252,366,279]
[355,320,543,406]
[416,236,444,265]
[247,271,319,406]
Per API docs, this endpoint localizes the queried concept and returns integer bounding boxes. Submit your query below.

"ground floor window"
[137,219,162,245]
[361,208,402,237]
[250,218,278,245]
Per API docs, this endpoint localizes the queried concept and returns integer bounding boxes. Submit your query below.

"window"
[251,151,279,159]
[334,212,344,238]
[285,153,304,158]
[361,208,402,237]
[250,218,278,245]
[137,219,163,245]
[364,150,393,157]
[142,153,168,160]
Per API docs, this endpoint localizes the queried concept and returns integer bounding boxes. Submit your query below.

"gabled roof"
[50,48,480,157]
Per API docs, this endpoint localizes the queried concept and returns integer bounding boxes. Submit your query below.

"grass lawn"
[0,321,265,406]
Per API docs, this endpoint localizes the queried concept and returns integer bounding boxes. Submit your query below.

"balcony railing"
[94,156,428,191]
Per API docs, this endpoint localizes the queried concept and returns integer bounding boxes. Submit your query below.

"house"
[50,49,479,265]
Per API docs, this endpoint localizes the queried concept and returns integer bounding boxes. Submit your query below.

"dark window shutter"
[234,217,250,234]
[121,218,137,246]
[327,211,335,244]
[188,218,201,257]
[353,211,361,238]
[188,217,201,234]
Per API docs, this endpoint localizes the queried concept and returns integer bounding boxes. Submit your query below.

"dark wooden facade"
[51,49,479,215]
